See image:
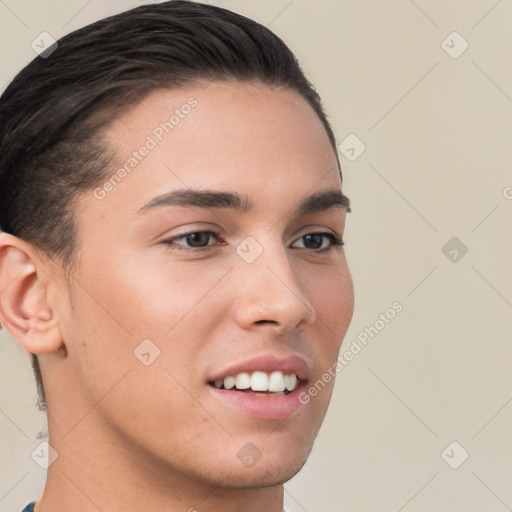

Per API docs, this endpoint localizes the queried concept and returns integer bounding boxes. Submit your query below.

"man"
[0,1,354,511]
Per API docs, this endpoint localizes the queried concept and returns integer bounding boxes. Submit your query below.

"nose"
[231,237,317,335]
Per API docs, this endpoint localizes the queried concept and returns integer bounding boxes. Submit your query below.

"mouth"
[206,354,309,420]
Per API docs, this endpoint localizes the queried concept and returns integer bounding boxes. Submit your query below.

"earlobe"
[0,233,63,354]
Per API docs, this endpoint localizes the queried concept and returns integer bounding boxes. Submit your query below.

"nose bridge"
[232,233,316,330]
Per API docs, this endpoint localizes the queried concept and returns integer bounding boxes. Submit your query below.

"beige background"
[1,1,511,511]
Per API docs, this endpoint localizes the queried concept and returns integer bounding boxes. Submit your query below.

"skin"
[0,81,354,512]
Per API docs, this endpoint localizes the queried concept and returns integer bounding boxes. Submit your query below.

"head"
[0,0,353,491]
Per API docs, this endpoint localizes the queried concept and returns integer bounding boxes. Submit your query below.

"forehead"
[84,82,342,221]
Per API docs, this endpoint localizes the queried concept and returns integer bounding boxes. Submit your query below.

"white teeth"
[223,376,236,390]
[251,371,268,391]
[215,371,298,392]
[268,371,285,392]
[285,373,297,392]
[235,372,251,390]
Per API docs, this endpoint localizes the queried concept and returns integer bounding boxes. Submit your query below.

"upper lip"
[207,354,310,383]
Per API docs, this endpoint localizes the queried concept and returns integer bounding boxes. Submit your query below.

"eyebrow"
[137,188,351,216]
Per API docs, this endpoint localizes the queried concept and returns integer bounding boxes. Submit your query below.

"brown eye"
[181,232,212,247]
[163,230,221,252]
[291,232,344,252]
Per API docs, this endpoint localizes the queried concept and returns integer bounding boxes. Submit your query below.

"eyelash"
[162,230,345,254]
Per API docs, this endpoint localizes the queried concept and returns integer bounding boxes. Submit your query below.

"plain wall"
[0,1,511,511]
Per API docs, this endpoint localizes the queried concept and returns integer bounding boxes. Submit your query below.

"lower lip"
[207,382,307,420]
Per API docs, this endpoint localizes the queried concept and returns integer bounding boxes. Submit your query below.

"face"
[49,81,354,488]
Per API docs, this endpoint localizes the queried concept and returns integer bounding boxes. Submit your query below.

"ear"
[0,232,63,354]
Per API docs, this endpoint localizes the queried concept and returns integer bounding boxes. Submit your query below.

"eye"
[163,230,223,252]
[162,230,344,253]
[291,232,344,253]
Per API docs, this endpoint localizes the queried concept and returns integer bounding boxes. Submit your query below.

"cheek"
[297,262,353,400]
[63,256,232,394]
[60,269,217,430]
[305,261,354,338]
[76,252,231,338]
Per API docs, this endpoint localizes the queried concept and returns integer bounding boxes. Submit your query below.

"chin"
[200,409,325,489]
[193,438,315,490]
[200,458,309,490]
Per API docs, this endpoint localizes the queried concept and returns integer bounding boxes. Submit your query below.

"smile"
[210,371,298,395]
[206,354,309,420]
